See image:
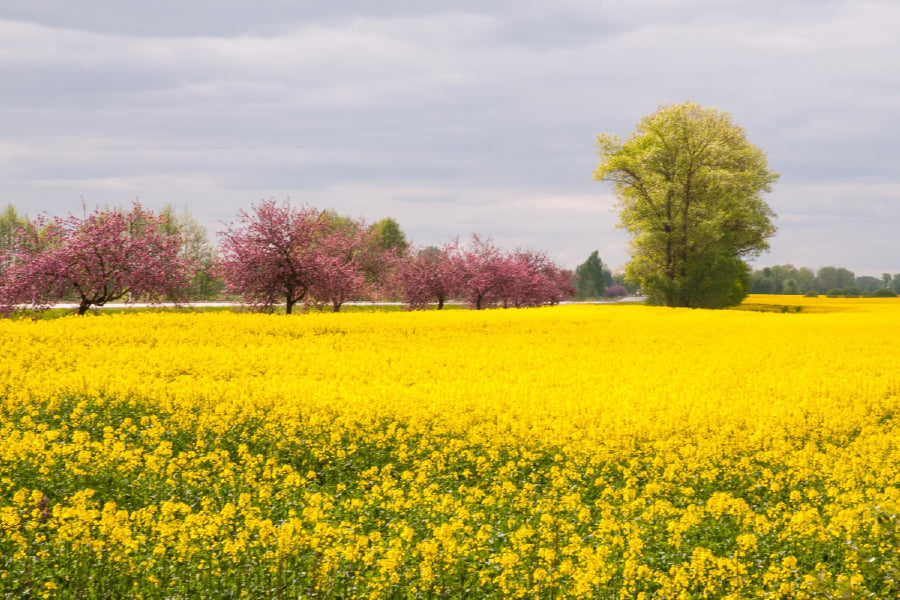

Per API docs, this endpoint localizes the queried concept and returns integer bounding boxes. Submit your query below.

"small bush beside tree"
[606,285,628,298]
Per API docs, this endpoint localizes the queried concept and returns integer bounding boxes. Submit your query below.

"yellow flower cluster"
[1,299,899,598]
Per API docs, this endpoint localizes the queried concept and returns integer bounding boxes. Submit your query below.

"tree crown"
[594,102,778,308]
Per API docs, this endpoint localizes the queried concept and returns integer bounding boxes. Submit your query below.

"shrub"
[871,288,899,298]
[606,285,628,298]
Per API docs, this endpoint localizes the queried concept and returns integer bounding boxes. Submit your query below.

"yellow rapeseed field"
[1,298,899,598]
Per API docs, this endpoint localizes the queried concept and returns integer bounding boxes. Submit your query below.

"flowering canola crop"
[1,299,899,598]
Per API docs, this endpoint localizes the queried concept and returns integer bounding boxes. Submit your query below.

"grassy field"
[1,297,898,598]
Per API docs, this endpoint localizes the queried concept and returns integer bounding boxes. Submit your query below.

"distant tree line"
[0,201,576,315]
[8,201,891,314]
[750,264,900,297]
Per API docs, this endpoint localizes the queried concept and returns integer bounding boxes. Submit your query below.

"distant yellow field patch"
[738,293,900,313]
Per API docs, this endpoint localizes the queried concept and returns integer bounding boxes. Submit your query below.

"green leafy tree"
[891,274,900,293]
[815,266,855,294]
[593,102,778,308]
[320,210,360,237]
[793,267,816,294]
[751,267,776,294]
[160,205,224,301]
[574,250,611,299]
[0,204,28,273]
[369,217,409,255]
[854,276,882,293]
[769,265,794,294]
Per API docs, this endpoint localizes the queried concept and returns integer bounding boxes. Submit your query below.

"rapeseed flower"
[0,300,898,597]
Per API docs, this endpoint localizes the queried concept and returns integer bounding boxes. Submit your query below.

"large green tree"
[594,102,778,308]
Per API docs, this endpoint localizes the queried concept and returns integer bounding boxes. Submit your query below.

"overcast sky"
[2,1,898,274]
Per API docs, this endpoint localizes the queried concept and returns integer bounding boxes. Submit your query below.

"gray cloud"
[1,1,898,274]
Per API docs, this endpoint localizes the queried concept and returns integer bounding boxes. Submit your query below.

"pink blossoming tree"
[219,202,403,314]
[217,200,331,314]
[457,235,513,310]
[504,249,576,307]
[393,242,462,310]
[307,219,372,313]
[1,203,193,315]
